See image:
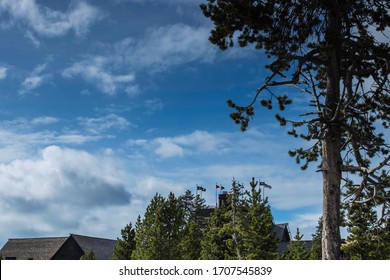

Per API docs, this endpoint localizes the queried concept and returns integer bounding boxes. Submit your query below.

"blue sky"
[0,0,326,246]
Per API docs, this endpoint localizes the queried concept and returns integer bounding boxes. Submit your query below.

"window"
[5,257,17,260]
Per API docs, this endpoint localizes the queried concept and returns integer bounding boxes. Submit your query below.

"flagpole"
[263,184,265,201]
[261,179,264,201]
[259,180,272,201]
[215,183,218,207]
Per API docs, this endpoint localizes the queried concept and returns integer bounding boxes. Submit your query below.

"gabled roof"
[195,206,292,244]
[0,234,117,260]
[0,237,68,260]
[70,234,117,260]
[273,223,291,242]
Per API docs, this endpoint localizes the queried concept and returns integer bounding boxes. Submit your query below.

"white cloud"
[0,145,131,201]
[0,0,102,38]
[0,66,7,79]
[63,23,217,94]
[77,114,133,134]
[144,98,164,114]
[31,116,59,125]
[19,63,51,94]
[174,130,229,153]
[0,123,324,245]
[63,56,136,95]
[155,138,185,158]
[0,145,132,243]
[0,117,107,163]
[126,128,284,159]
[128,130,229,158]
[125,85,140,97]
[24,30,41,47]
[116,24,216,71]
[288,213,322,240]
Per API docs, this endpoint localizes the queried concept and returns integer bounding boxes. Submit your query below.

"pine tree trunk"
[322,3,342,260]
[321,127,342,260]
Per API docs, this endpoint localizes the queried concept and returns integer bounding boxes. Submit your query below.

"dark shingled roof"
[0,237,68,260]
[0,234,117,260]
[273,223,291,243]
[195,205,292,247]
[70,234,117,260]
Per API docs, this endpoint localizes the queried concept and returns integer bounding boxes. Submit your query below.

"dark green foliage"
[281,228,310,260]
[178,190,207,259]
[80,250,95,260]
[238,178,278,259]
[132,190,206,260]
[343,201,381,259]
[132,192,185,259]
[309,217,323,259]
[112,222,136,260]
[378,218,390,258]
[201,178,278,260]
[200,204,236,259]
[342,181,390,259]
[180,220,203,260]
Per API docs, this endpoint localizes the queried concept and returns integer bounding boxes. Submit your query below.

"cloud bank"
[0,0,103,38]
[63,23,216,95]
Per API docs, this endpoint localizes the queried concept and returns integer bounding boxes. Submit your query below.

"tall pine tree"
[200,202,236,259]
[238,178,278,259]
[200,178,278,260]
[342,182,387,259]
[132,192,185,260]
[112,222,136,260]
[200,0,390,259]
[309,217,323,260]
[281,228,310,260]
[178,190,206,259]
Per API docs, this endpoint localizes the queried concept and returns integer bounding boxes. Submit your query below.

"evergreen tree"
[132,192,185,259]
[178,190,207,260]
[281,228,309,260]
[238,178,278,259]
[180,220,202,260]
[341,175,390,259]
[201,178,278,260]
[342,189,383,259]
[80,250,95,260]
[201,0,390,259]
[178,190,196,222]
[200,204,236,259]
[309,217,323,260]
[378,217,390,259]
[112,222,136,260]
[162,192,186,259]
[132,193,165,259]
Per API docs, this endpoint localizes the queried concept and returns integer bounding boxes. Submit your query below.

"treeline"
[113,178,281,260]
[111,178,390,260]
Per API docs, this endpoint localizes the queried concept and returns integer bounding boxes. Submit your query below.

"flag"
[197,186,206,192]
[221,186,225,190]
[260,182,272,189]
[216,184,220,189]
